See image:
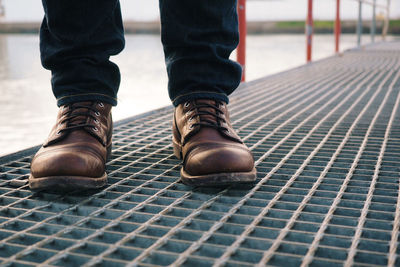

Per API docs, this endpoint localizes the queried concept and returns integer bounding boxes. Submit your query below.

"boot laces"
[186,101,228,132]
[58,102,100,134]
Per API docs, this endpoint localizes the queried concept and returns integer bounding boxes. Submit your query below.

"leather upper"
[30,102,112,179]
[173,99,255,176]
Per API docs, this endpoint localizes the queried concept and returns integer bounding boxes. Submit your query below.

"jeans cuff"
[56,93,118,107]
[172,91,229,107]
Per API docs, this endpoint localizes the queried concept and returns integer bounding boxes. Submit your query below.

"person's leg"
[159,0,242,106]
[29,0,124,190]
[40,0,125,106]
[160,0,256,186]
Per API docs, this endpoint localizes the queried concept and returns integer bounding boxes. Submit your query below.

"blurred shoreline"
[0,20,400,34]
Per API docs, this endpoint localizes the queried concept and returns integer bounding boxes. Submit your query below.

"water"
[0,33,398,156]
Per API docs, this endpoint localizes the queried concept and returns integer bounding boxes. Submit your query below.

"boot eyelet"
[95,111,100,116]
[93,127,99,132]
[98,102,104,108]
[56,131,62,135]
[94,119,100,125]
[184,102,190,108]
[189,125,194,130]
[188,117,193,122]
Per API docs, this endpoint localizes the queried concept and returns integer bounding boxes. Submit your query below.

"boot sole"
[180,168,257,186]
[173,138,257,186]
[29,143,112,191]
[28,173,107,191]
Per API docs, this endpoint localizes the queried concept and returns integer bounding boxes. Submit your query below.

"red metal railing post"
[237,0,246,81]
[335,0,341,53]
[306,0,313,62]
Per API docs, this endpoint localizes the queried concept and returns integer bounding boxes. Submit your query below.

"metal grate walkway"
[1,41,400,267]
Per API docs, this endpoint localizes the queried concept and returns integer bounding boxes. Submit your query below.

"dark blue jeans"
[40,0,242,107]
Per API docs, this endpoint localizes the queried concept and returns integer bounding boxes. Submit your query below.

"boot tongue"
[67,101,94,127]
[194,99,219,125]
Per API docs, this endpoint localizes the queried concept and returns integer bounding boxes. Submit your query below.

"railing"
[237,0,247,81]
[237,0,392,81]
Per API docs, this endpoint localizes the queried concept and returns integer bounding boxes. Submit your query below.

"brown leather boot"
[173,99,256,186]
[29,101,113,190]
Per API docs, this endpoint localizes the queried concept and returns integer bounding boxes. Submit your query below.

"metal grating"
[1,42,400,267]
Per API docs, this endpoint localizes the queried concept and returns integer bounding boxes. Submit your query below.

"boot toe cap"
[184,144,254,176]
[30,148,105,179]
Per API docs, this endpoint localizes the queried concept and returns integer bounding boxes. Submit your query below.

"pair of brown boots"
[29,99,256,190]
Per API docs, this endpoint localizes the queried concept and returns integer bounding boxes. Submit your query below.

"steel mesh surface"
[1,42,400,267]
